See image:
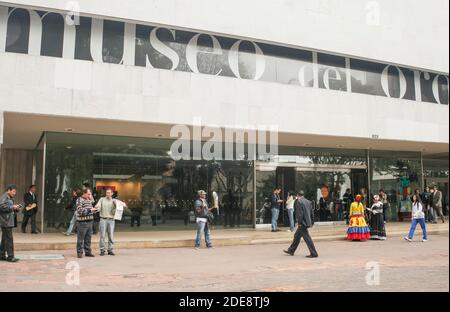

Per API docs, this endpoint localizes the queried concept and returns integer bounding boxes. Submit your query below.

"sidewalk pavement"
[13,222,449,251]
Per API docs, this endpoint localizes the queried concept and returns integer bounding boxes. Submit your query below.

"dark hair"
[297,190,305,197]
[412,194,422,204]
[83,188,91,194]
[6,184,17,191]
[29,184,36,190]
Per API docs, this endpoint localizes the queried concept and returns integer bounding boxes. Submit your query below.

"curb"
[14,229,448,251]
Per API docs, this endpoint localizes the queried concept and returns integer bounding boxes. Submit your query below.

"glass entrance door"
[256,162,368,226]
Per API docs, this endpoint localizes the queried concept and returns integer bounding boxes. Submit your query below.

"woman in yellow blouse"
[347,194,371,241]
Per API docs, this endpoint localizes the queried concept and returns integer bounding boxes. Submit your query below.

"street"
[0,234,448,292]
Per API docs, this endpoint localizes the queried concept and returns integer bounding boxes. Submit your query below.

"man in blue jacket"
[0,184,22,262]
[284,190,318,258]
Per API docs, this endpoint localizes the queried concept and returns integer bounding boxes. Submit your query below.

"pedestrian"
[194,190,214,249]
[56,191,70,230]
[431,185,445,224]
[421,186,433,223]
[347,194,370,241]
[22,184,39,234]
[271,187,283,232]
[76,188,97,258]
[404,194,428,242]
[283,191,318,258]
[0,185,22,262]
[342,188,353,225]
[286,191,296,232]
[222,189,234,227]
[63,189,81,236]
[367,195,386,240]
[379,189,389,223]
[95,188,119,256]
[130,205,143,227]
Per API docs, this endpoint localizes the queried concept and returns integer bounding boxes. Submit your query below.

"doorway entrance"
[256,163,368,226]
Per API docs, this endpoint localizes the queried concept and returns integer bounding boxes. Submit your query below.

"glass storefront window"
[43,132,254,232]
[424,158,449,216]
[256,146,368,224]
[370,150,422,222]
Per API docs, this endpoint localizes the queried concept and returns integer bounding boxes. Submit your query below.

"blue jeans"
[287,208,295,232]
[408,218,428,240]
[427,207,435,223]
[66,212,77,235]
[99,218,115,253]
[271,208,280,231]
[195,221,212,248]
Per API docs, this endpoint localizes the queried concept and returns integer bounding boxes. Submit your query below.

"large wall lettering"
[0,5,448,105]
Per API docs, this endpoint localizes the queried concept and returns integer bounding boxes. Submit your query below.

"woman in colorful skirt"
[347,194,371,241]
[367,195,387,240]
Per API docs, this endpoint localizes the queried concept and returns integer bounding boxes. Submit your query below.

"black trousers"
[131,215,141,227]
[22,212,37,233]
[0,227,14,258]
[76,221,93,255]
[288,226,318,257]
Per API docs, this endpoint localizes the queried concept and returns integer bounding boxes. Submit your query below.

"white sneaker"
[194,247,200,250]
[403,237,412,242]
[422,239,428,242]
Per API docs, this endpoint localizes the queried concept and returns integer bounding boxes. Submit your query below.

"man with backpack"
[283,190,318,258]
[194,190,214,250]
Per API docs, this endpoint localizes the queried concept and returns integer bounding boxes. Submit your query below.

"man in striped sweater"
[76,188,97,258]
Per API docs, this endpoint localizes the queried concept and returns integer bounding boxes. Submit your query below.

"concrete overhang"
[1,112,449,158]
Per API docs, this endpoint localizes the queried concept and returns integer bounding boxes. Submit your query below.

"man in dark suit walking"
[284,190,318,258]
[22,185,39,234]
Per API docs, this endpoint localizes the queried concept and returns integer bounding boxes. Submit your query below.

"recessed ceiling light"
[156,134,164,138]
[64,128,74,132]
[66,146,72,150]
[336,144,344,148]
[304,143,311,147]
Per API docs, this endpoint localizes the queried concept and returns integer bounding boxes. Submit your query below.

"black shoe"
[21,229,26,233]
[77,253,83,258]
[100,251,105,256]
[306,254,318,258]
[271,230,276,232]
[6,257,19,263]
[85,253,95,257]
[283,250,294,256]
[0,256,6,261]
[108,251,115,256]
[31,232,39,234]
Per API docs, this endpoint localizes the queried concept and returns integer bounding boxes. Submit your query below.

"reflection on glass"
[370,151,422,222]
[43,132,254,232]
[3,3,449,105]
